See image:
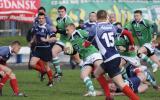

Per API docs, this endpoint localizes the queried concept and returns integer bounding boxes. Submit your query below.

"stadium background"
[0,0,160,37]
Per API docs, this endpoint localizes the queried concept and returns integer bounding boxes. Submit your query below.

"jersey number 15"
[102,32,115,47]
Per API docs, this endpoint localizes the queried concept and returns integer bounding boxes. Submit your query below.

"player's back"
[0,46,11,61]
[94,22,120,62]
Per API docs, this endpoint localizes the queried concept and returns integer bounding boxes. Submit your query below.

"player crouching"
[0,41,27,97]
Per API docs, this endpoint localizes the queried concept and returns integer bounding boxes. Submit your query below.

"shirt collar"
[60,14,67,20]
[70,30,83,40]
[70,30,77,40]
[133,18,143,24]
[9,46,13,54]
[87,20,96,25]
[39,23,47,28]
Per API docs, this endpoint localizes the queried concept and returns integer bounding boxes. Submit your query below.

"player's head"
[108,82,117,92]
[97,10,107,21]
[115,22,122,29]
[109,13,116,23]
[38,12,46,25]
[79,19,84,27]
[89,12,97,22]
[65,23,76,37]
[38,6,46,14]
[11,41,21,54]
[134,10,142,22]
[58,6,66,18]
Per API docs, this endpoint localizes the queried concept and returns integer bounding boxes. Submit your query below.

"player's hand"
[48,37,57,43]
[64,47,69,53]
[82,40,91,48]
[129,45,135,51]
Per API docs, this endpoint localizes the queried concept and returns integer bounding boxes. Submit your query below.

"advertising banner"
[41,0,160,28]
[0,0,40,23]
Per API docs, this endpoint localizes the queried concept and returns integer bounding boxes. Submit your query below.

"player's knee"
[30,61,37,68]
[5,67,12,75]
[44,65,50,71]
[0,71,5,77]
[10,73,16,79]
[80,70,90,79]
[80,72,86,79]
[52,46,62,57]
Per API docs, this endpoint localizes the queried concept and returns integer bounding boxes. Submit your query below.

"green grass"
[0,36,27,46]
[1,69,160,100]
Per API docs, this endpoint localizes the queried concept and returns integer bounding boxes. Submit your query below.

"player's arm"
[82,26,96,48]
[47,26,57,43]
[123,22,135,50]
[48,34,57,43]
[29,26,37,45]
[121,30,134,46]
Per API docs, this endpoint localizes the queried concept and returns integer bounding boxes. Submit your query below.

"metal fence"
[0,21,32,36]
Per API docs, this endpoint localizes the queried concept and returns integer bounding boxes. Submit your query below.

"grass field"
[0,36,27,46]
[1,69,160,100]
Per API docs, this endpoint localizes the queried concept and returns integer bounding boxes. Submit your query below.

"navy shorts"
[32,47,52,62]
[127,77,141,93]
[101,57,121,78]
[126,64,137,78]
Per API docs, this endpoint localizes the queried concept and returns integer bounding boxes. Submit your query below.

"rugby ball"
[65,42,73,55]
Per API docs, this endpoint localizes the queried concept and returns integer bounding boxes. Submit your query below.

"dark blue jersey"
[0,46,12,62]
[90,22,120,62]
[32,23,55,47]
[83,21,96,34]
[83,21,98,49]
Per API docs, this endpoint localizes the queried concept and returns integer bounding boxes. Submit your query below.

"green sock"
[52,57,61,74]
[84,77,95,92]
[145,70,157,86]
[141,54,157,68]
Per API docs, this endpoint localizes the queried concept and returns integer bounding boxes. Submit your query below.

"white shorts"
[143,43,155,55]
[56,41,65,47]
[121,55,141,66]
[82,52,102,69]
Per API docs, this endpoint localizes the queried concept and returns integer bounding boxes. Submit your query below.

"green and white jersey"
[124,19,154,46]
[56,15,73,34]
[56,15,73,43]
[69,29,98,60]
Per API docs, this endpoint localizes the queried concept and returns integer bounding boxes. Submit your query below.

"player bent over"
[65,23,111,98]
[83,10,139,100]
[30,13,56,87]
[0,41,27,96]
[120,56,160,92]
